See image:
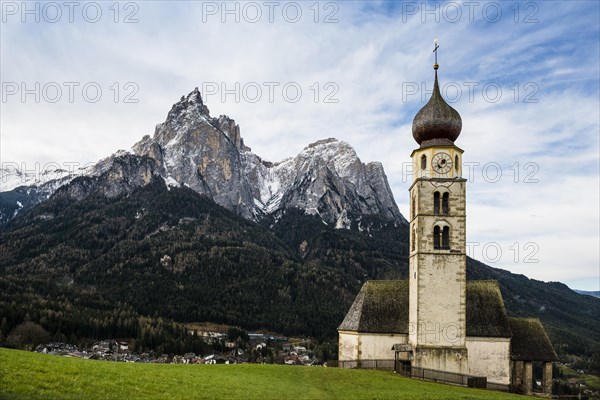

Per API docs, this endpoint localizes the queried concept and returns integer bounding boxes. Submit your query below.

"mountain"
[1,88,405,230]
[0,179,400,341]
[242,138,403,228]
[0,178,597,356]
[1,88,598,358]
[0,151,144,223]
[0,165,77,224]
[574,290,600,298]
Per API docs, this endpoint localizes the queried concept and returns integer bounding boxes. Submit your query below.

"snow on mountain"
[1,88,407,228]
[1,164,81,193]
[243,138,405,228]
[1,149,132,194]
[0,162,97,222]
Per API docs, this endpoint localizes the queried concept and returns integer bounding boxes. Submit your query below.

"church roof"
[338,280,511,338]
[466,281,512,337]
[509,318,558,361]
[338,280,409,333]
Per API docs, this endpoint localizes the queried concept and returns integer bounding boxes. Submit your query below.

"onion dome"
[412,68,462,147]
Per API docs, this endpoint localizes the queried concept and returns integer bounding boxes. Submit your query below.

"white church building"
[338,49,557,395]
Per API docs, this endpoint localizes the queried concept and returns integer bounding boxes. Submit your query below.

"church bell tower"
[408,40,468,373]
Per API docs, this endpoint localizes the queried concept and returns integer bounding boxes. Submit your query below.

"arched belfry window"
[433,226,441,249]
[442,226,450,249]
[412,227,416,251]
[455,155,459,172]
[434,224,451,250]
[434,191,449,215]
[411,195,415,219]
[442,192,449,214]
[421,155,427,170]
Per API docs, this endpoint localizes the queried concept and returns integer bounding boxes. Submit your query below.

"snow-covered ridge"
[0,163,92,192]
[0,148,133,193]
[242,135,405,227]
[247,138,362,215]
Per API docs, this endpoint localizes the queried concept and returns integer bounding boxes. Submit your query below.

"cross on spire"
[433,37,439,70]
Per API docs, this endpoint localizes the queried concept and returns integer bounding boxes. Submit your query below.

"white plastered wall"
[466,337,511,385]
[338,331,408,361]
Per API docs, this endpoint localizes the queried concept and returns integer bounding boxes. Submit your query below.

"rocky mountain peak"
[306,137,339,149]
[297,138,362,181]
[166,87,210,125]
[132,89,256,220]
[244,136,406,228]
[151,89,247,152]
[1,88,407,229]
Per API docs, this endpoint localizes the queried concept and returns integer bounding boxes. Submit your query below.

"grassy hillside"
[0,348,520,400]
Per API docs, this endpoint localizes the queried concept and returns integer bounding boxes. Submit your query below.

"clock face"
[432,152,453,174]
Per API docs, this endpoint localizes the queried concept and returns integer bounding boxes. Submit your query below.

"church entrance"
[396,360,412,376]
[392,344,413,377]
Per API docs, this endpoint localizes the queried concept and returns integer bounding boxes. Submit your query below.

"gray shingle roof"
[338,279,512,338]
[509,317,558,361]
[338,280,408,333]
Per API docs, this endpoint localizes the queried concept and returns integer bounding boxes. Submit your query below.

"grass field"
[0,348,521,399]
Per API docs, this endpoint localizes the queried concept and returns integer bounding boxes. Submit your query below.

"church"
[338,47,557,395]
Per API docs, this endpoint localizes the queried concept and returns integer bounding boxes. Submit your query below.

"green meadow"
[0,348,520,399]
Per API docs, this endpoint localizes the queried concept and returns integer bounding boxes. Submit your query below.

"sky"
[1,0,599,291]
